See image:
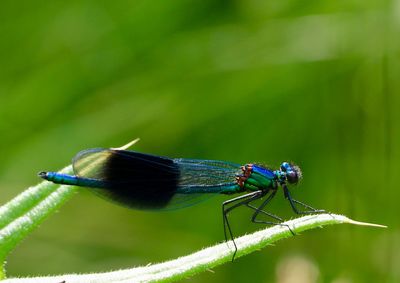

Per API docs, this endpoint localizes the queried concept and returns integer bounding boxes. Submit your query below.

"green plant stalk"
[0,166,74,230]
[1,213,386,283]
[0,166,78,279]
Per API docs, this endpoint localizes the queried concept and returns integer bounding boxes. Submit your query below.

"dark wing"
[72,149,242,210]
[72,148,180,210]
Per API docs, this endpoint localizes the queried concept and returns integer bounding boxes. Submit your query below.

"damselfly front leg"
[282,183,326,215]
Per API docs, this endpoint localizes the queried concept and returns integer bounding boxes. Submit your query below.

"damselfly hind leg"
[222,191,264,261]
[222,189,296,262]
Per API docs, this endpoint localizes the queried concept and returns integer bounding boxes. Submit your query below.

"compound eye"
[286,170,298,184]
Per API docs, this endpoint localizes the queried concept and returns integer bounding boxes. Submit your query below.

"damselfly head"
[280,162,302,184]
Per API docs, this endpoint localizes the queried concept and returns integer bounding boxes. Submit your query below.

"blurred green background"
[0,1,398,282]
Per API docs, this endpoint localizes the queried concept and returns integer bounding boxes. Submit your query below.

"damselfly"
[39,146,324,260]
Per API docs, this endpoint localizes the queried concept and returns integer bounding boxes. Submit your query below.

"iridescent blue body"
[39,148,298,209]
[45,163,279,194]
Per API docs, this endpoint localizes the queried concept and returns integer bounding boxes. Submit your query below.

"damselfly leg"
[247,190,295,235]
[222,189,295,261]
[282,183,326,214]
[222,191,263,256]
